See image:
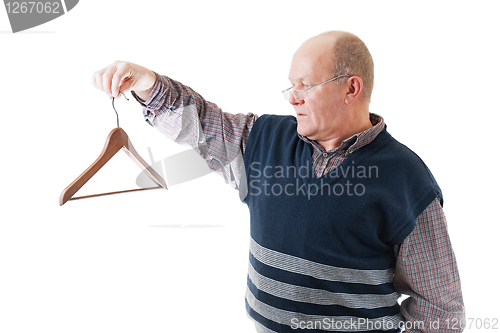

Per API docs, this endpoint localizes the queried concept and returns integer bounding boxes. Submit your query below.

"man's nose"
[289,92,304,105]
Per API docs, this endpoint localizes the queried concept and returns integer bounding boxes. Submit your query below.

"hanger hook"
[111,92,129,128]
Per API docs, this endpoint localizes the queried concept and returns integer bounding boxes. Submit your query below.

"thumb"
[119,77,133,94]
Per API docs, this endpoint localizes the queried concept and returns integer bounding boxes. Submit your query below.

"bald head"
[298,31,374,102]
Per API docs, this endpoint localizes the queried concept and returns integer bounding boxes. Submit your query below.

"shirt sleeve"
[393,198,466,332]
[131,72,258,190]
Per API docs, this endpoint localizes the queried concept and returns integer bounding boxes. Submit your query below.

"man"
[92,31,465,332]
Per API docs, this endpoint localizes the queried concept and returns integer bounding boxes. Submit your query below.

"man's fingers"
[90,72,97,89]
[111,65,131,97]
[91,69,105,91]
[92,61,147,99]
[118,78,133,95]
[101,68,115,98]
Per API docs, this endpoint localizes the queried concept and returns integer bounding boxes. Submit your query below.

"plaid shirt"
[133,73,465,332]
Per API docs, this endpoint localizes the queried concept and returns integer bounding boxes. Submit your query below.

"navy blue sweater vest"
[242,115,442,333]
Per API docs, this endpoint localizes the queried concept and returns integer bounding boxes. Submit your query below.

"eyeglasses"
[282,74,352,101]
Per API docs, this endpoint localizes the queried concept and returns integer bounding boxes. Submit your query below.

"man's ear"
[345,76,363,105]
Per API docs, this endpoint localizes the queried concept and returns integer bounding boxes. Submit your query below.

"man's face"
[287,37,347,144]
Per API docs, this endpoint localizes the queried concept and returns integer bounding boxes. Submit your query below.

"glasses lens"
[282,89,304,101]
[282,90,292,100]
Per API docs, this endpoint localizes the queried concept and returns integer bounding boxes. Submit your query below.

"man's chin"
[296,126,312,138]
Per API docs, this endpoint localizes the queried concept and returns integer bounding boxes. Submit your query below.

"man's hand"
[91,61,156,101]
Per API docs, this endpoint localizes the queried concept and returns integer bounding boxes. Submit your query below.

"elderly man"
[93,31,465,332]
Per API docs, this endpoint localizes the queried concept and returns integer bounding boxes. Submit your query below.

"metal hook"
[111,92,129,127]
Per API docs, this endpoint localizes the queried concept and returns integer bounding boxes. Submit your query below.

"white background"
[1,1,499,332]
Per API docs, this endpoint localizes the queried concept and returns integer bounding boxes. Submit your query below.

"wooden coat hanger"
[59,93,167,206]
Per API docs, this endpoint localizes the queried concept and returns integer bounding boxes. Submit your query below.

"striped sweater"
[242,115,442,332]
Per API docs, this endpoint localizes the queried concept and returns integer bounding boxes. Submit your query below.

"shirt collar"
[298,113,385,155]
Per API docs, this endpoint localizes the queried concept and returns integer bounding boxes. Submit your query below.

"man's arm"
[393,198,465,332]
[93,61,257,190]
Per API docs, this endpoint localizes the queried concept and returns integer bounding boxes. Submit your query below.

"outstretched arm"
[92,61,257,190]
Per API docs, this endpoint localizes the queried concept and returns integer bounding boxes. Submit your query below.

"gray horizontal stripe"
[246,287,404,332]
[248,262,399,309]
[253,320,278,333]
[250,238,394,285]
